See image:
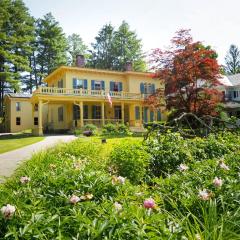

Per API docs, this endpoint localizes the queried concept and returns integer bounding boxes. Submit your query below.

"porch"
[32,99,157,135]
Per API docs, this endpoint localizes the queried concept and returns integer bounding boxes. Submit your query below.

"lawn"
[0,134,44,154]
[0,134,239,239]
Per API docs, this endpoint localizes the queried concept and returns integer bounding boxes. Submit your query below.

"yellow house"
[4,57,165,135]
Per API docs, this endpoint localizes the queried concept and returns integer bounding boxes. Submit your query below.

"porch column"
[48,104,51,123]
[101,102,105,126]
[121,102,124,124]
[38,99,43,135]
[140,105,143,125]
[80,101,84,127]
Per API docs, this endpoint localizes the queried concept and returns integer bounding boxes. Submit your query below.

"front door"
[114,106,122,120]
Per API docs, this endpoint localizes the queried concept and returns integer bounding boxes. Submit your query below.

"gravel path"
[0,135,77,182]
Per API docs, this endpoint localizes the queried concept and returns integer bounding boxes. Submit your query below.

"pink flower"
[144,198,156,209]
[213,177,223,188]
[20,176,30,184]
[178,164,189,172]
[69,195,80,204]
[114,202,122,211]
[1,204,16,219]
[198,189,211,201]
[219,162,230,171]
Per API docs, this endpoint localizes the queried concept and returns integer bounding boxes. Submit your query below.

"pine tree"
[0,0,34,115]
[67,33,87,66]
[225,44,240,75]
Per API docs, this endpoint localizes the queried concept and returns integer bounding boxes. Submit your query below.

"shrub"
[102,123,132,136]
[109,140,150,183]
[83,124,97,132]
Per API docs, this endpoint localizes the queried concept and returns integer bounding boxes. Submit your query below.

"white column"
[101,102,105,126]
[121,102,124,124]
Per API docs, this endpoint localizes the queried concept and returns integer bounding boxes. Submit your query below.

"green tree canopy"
[0,0,34,115]
[225,44,240,75]
[67,33,88,66]
[88,21,146,72]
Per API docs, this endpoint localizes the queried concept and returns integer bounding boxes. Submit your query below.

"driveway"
[0,135,77,182]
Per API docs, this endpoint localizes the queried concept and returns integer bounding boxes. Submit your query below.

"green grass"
[0,134,44,154]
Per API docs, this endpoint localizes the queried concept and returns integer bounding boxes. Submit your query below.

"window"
[34,104,38,111]
[110,81,123,92]
[83,105,88,119]
[140,83,155,94]
[91,80,105,90]
[135,106,140,120]
[16,102,21,111]
[58,79,63,88]
[73,105,80,120]
[34,117,38,125]
[58,107,64,122]
[114,106,122,119]
[233,91,239,98]
[16,117,21,125]
[92,106,101,119]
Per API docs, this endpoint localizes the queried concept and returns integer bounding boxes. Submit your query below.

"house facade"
[217,74,240,117]
[4,57,166,135]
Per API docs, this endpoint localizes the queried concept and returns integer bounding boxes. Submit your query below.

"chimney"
[125,61,133,71]
[76,54,85,67]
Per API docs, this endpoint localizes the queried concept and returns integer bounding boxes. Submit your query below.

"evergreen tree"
[34,13,68,87]
[113,21,146,71]
[0,0,34,115]
[88,21,146,71]
[67,33,87,66]
[225,44,240,75]
[88,24,115,69]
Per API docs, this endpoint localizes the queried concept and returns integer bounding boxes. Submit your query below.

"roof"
[43,66,154,83]
[218,74,240,87]
[6,93,32,99]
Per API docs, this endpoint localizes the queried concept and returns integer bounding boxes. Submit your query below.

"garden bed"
[0,134,239,239]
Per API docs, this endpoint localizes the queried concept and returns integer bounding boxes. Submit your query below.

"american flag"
[107,93,112,107]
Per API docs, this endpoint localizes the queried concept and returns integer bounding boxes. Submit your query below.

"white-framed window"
[73,79,83,89]
[16,102,21,111]
[58,79,63,88]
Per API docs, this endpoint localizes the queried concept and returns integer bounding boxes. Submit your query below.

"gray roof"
[226,74,240,86]
[7,93,32,98]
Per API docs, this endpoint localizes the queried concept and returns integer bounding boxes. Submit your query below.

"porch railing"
[34,87,145,100]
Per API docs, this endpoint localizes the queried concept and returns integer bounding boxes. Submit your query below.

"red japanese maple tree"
[148,29,222,118]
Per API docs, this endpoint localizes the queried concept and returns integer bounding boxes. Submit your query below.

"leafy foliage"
[149,29,222,118]
[224,44,240,75]
[102,123,131,136]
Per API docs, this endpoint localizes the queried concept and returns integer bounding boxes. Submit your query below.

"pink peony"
[143,198,156,209]
[20,176,30,184]
[213,177,223,187]
[69,195,80,204]
[198,189,211,201]
[1,204,16,219]
[178,164,189,172]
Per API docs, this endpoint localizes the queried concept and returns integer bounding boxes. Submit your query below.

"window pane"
[16,102,21,111]
[16,117,21,125]
[58,107,64,122]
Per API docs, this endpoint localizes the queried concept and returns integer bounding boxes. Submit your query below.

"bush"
[109,140,150,183]
[102,123,132,136]
[74,124,98,136]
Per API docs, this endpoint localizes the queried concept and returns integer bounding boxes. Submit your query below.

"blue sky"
[23,0,240,65]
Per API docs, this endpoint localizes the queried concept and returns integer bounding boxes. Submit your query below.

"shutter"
[150,111,154,122]
[101,81,105,90]
[157,111,161,121]
[140,83,144,94]
[84,79,88,89]
[110,81,114,91]
[144,107,148,122]
[84,105,88,119]
[92,105,96,119]
[135,106,140,120]
[152,84,155,93]
[73,78,77,89]
[119,82,123,91]
[91,80,95,90]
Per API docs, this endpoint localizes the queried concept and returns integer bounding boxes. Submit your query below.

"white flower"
[198,189,211,201]
[1,204,16,219]
[178,164,189,172]
[80,193,93,201]
[69,195,80,204]
[20,176,30,184]
[213,177,223,188]
[114,202,122,211]
[112,176,126,185]
[219,162,230,171]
